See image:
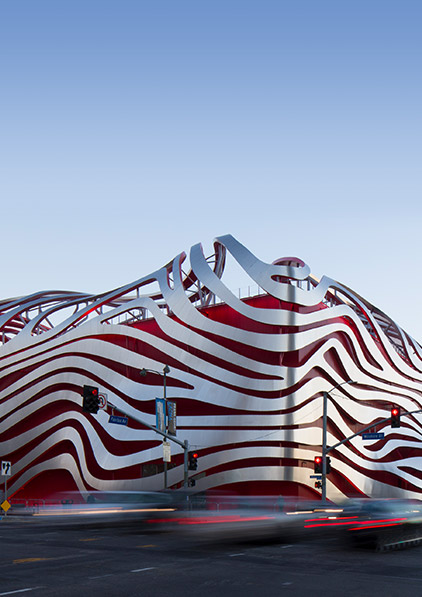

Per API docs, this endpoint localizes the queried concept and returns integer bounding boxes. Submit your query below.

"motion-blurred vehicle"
[302,498,422,550]
[146,494,309,544]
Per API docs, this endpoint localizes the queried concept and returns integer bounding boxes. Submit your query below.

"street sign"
[1,500,11,513]
[155,398,166,433]
[310,475,322,479]
[362,433,384,440]
[167,401,177,436]
[163,441,171,462]
[98,392,107,410]
[108,415,128,426]
[1,461,11,476]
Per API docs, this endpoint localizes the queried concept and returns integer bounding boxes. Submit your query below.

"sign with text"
[167,401,177,436]
[155,398,166,433]
[163,441,171,462]
[109,415,128,426]
[362,432,384,440]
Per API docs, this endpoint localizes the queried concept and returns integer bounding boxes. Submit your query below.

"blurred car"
[302,498,422,550]
[146,494,309,544]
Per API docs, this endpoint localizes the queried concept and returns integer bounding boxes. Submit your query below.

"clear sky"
[2,1,421,339]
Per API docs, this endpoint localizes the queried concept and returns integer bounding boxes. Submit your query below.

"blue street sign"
[155,398,166,433]
[362,432,384,440]
[109,415,128,426]
[310,475,322,479]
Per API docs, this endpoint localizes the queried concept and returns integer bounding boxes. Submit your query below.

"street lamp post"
[140,364,192,491]
[140,365,171,488]
[321,380,356,503]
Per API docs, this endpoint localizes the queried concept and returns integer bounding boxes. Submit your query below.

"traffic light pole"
[321,391,328,502]
[321,381,356,503]
[108,400,189,489]
[321,405,422,503]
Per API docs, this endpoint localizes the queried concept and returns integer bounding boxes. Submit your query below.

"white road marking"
[88,574,114,580]
[131,567,156,573]
[0,589,43,596]
[228,553,245,557]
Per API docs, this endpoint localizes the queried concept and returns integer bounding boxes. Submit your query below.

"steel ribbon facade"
[1,234,422,502]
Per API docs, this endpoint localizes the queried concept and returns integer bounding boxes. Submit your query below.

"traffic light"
[391,406,401,428]
[82,385,100,414]
[326,456,331,474]
[314,456,322,474]
[188,451,198,471]
[315,481,322,489]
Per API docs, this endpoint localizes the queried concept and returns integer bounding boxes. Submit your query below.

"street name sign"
[109,415,128,426]
[362,433,384,440]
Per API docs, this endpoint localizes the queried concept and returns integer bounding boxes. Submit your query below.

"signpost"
[1,461,11,516]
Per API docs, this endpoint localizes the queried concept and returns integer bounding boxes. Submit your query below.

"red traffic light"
[391,406,401,428]
[314,456,323,474]
[191,452,198,458]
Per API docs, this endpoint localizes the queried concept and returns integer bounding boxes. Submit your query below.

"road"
[1,515,422,597]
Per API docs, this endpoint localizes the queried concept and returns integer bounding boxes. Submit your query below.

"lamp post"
[321,380,356,503]
[140,365,171,489]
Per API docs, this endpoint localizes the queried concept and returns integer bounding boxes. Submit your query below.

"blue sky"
[1,1,421,339]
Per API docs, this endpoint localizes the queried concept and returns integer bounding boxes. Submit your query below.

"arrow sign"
[362,432,384,440]
[109,415,128,426]
[1,461,11,476]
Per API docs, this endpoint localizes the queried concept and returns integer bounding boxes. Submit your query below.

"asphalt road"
[1,515,422,597]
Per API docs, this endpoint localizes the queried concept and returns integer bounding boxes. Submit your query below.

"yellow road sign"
[1,500,11,512]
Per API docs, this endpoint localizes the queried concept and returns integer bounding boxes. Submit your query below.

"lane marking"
[131,567,156,573]
[79,538,100,542]
[281,545,293,549]
[0,589,43,596]
[13,559,50,565]
[136,544,156,548]
[89,574,114,580]
[228,553,245,557]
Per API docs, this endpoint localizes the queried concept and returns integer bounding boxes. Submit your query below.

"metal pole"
[163,366,168,490]
[183,439,189,489]
[321,391,328,503]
